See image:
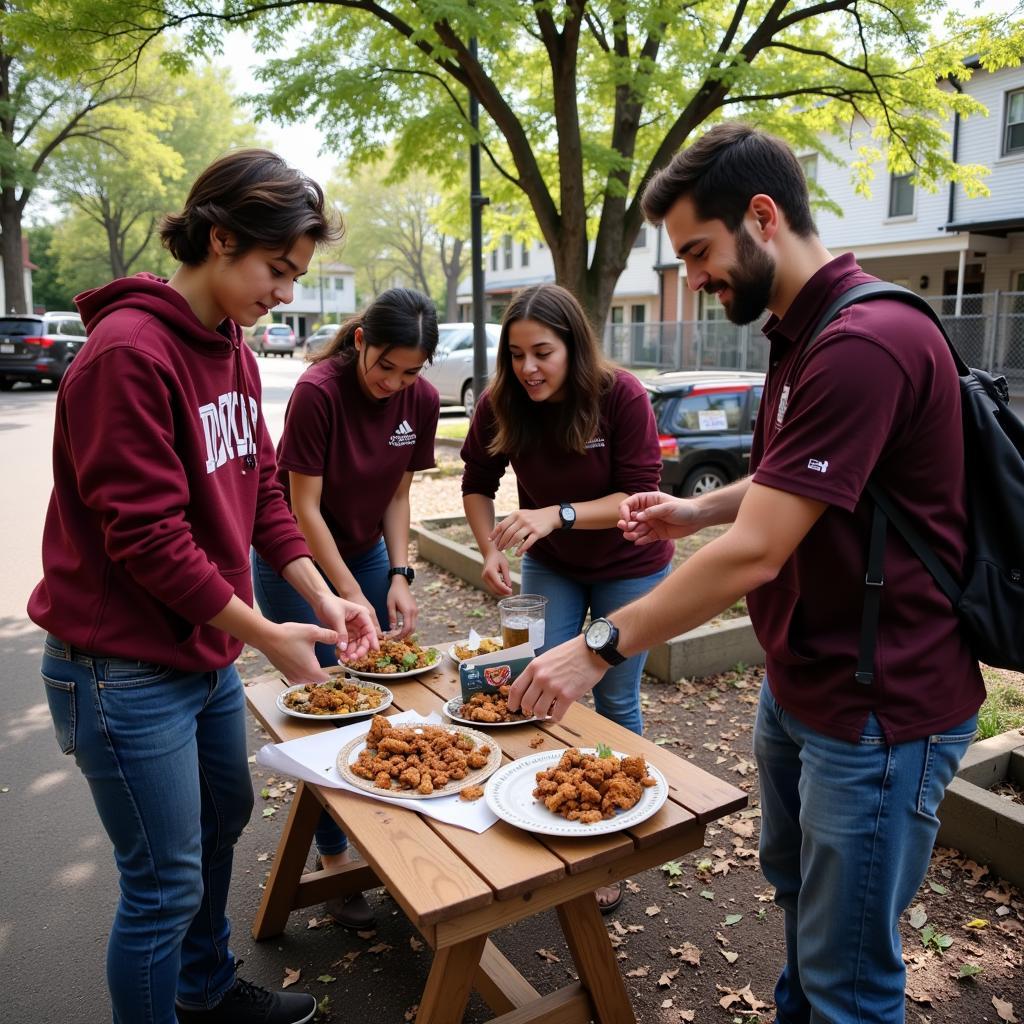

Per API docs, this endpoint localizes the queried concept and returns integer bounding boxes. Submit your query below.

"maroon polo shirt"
[461,369,673,582]
[277,357,439,558]
[748,253,984,744]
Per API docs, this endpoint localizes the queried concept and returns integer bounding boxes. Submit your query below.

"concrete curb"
[412,514,764,683]
[937,729,1024,890]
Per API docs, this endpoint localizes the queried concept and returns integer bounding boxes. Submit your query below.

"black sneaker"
[176,974,317,1024]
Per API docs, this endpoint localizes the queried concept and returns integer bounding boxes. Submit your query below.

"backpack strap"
[807,281,964,686]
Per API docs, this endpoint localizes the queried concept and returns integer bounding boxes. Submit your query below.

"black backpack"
[809,281,1024,678]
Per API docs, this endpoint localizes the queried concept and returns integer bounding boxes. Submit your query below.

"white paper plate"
[446,637,504,664]
[340,649,442,680]
[336,723,502,800]
[442,695,538,727]
[485,748,669,836]
[275,681,393,721]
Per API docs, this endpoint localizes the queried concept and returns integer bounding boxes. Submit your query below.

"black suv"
[0,312,88,390]
[644,371,766,497]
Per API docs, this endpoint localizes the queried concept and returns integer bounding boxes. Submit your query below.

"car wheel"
[682,465,729,497]
[462,382,475,418]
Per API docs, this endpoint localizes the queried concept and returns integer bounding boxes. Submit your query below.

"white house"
[271,260,357,338]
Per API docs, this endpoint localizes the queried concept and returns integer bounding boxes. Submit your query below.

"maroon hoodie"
[27,274,311,670]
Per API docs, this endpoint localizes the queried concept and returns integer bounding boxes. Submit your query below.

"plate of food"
[341,636,442,679]
[336,715,502,800]
[447,636,503,663]
[276,679,393,721]
[443,688,538,727]
[484,746,669,836]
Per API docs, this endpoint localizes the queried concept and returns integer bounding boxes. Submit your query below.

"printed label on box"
[458,641,534,700]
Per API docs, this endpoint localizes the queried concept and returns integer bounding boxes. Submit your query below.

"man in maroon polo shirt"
[510,122,984,1023]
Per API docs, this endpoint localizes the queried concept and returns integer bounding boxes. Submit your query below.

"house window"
[333,277,344,291]
[521,241,529,267]
[633,226,648,249]
[1005,89,1024,155]
[491,248,498,272]
[798,154,818,183]
[888,173,914,218]
[503,234,513,270]
[630,304,646,324]
[610,306,624,324]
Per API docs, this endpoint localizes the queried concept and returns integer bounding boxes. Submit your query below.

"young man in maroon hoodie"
[509,123,984,1023]
[28,150,376,1024]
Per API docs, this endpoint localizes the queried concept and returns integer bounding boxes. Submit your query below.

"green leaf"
[957,963,983,980]
[929,881,949,895]
[316,974,336,983]
[661,860,684,878]
[723,913,743,926]
[262,807,276,818]
[468,609,486,618]
[259,787,271,799]
[699,890,715,901]
[595,742,613,758]
[401,652,417,669]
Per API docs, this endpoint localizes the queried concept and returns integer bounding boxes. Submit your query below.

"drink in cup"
[498,594,548,650]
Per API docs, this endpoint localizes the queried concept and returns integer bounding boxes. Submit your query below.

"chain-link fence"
[604,291,1024,388]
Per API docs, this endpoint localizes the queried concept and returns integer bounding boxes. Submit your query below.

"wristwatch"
[558,502,577,530]
[388,566,415,584]
[584,617,625,666]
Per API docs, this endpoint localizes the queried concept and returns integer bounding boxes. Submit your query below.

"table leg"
[416,933,488,1024]
[557,893,636,1023]
[251,781,321,940]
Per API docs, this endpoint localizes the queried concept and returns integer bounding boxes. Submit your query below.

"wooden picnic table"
[245,649,747,1024]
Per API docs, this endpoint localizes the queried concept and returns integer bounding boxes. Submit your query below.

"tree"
[331,157,469,317]
[16,0,1024,326]
[46,57,258,287]
[0,4,148,312]
[24,221,70,310]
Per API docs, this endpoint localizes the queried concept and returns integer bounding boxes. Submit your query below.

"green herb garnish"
[401,652,418,669]
[596,742,613,758]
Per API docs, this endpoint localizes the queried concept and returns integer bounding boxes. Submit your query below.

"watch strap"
[388,566,414,583]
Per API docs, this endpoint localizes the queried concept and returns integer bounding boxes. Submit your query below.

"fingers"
[507,665,531,712]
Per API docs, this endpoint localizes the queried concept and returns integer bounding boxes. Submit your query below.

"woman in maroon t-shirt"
[251,286,440,927]
[462,284,672,909]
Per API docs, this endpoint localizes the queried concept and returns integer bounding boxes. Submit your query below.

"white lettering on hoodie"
[199,392,259,473]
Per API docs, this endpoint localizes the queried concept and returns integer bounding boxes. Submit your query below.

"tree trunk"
[441,236,464,322]
[1,188,26,313]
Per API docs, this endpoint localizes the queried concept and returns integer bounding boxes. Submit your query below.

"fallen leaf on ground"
[357,930,377,939]
[367,942,392,954]
[625,879,641,893]
[726,818,754,838]
[611,920,628,936]
[965,918,989,929]
[985,888,1011,905]
[316,974,336,983]
[536,948,561,963]
[715,931,730,946]
[409,936,424,951]
[403,1005,419,1021]
[282,967,301,989]
[679,1012,696,1022]
[721,949,740,963]
[645,904,662,916]
[626,965,650,978]
[670,942,701,966]
[993,996,1018,1022]
[909,904,928,929]
[661,998,673,1008]
[723,913,743,926]
[625,923,645,933]
[906,984,934,1004]
[658,969,680,987]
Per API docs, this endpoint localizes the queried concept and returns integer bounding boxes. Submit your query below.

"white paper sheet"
[256,710,499,833]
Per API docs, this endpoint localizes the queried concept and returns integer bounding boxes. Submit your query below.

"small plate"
[336,722,502,800]
[442,695,538,727]
[485,748,669,836]
[340,650,442,681]
[447,637,504,663]
[276,680,393,721]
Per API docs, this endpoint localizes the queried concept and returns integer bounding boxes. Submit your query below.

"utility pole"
[469,33,489,419]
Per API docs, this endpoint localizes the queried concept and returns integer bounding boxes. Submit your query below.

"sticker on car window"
[697,410,728,431]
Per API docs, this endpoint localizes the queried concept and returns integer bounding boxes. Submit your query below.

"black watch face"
[587,619,612,650]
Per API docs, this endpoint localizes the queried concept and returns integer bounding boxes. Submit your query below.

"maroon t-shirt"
[277,357,440,558]
[748,253,984,744]
[461,369,673,582]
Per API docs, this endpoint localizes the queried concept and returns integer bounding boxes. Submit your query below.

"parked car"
[420,322,502,416]
[0,311,88,390]
[249,323,296,356]
[644,371,766,497]
[302,323,341,357]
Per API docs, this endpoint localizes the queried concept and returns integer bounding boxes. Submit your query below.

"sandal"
[596,881,624,916]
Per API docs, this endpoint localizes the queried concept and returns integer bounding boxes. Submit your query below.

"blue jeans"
[753,679,977,1024]
[40,636,253,1024]
[251,538,390,856]
[521,554,670,735]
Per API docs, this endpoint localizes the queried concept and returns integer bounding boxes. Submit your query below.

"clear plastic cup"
[498,594,548,650]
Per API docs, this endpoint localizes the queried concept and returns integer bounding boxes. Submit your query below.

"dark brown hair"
[160,148,341,265]
[312,287,439,368]
[487,284,615,457]
[641,122,816,237]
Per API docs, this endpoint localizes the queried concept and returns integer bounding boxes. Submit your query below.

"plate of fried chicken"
[336,714,502,800]
[443,687,538,726]
[485,746,669,835]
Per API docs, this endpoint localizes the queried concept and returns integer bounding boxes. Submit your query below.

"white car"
[421,322,501,416]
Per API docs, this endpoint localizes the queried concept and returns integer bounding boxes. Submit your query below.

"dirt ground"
[238,546,1024,1024]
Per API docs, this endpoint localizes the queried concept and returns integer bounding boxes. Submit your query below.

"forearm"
[382,491,411,566]
[690,476,751,527]
[208,592,277,649]
[294,508,362,600]
[558,493,629,530]
[464,493,499,555]
[281,555,337,613]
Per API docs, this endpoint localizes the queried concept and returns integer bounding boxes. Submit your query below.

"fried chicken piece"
[466,750,489,769]
[600,777,642,815]
[417,774,434,795]
[544,782,580,813]
[374,771,392,790]
[378,737,412,755]
[460,785,485,802]
[619,756,648,781]
[399,767,421,788]
[578,781,602,806]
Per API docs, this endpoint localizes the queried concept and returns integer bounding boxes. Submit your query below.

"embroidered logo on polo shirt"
[776,385,791,427]
[388,419,417,447]
[585,436,606,449]
[807,458,829,474]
